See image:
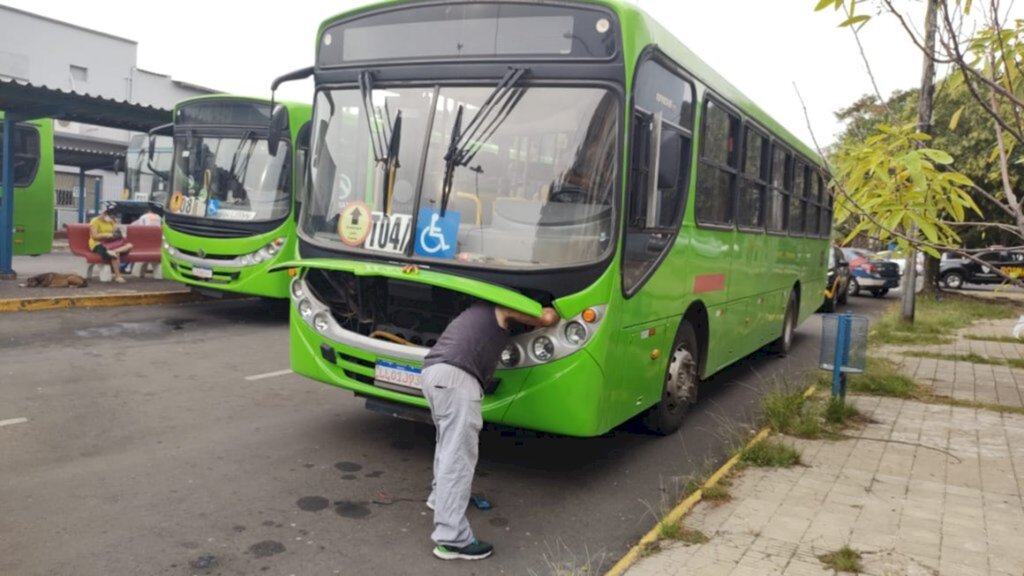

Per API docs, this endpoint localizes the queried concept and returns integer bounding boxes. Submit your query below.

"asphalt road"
[0,294,883,576]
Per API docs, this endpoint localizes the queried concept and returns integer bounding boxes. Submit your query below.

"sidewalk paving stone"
[625,397,1024,576]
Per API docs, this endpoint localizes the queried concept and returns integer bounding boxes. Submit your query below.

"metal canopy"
[1,79,172,276]
[0,78,171,131]
[54,144,124,171]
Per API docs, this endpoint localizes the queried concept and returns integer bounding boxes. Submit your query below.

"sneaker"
[433,539,493,561]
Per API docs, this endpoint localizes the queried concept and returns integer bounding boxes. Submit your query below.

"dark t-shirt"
[423,302,509,386]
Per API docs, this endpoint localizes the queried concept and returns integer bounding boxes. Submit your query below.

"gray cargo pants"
[422,363,482,548]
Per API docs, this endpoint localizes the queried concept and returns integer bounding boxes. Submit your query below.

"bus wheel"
[643,321,699,435]
[771,292,797,357]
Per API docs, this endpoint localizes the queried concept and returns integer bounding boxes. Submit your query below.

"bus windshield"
[302,85,618,269]
[168,134,292,222]
[126,134,172,204]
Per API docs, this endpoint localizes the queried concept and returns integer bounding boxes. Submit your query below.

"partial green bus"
[124,132,172,203]
[161,96,312,298]
[280,0,831,437]
[0,113,54,256]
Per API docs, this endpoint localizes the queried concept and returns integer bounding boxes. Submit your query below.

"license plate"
[192,266,214,279]
[374,360,422,390]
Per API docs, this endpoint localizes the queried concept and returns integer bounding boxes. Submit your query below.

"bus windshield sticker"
[365,212,413,254]
[337,201,373,247]
[414,208,460,260]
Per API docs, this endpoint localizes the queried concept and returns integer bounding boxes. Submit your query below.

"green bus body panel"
[291,305,615,437]
[298,0,830,435]
[278,259,543,317]
[162,96,312,298]
[1,114,54,256]
[161,222,297,298]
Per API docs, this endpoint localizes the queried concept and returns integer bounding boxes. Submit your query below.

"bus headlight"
[313,312,330,333]
[499,344,521,368]
[531,336,554,362]
[298,299,313,318]
[564,322,587,346]
[291,280,305,299]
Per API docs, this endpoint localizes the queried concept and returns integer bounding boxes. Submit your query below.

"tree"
[814,0,1024,291]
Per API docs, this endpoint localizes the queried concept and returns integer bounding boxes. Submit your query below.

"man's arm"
[496,306,559,330]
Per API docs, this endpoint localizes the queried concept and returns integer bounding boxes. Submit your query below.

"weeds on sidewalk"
[870,292,1022,346]
[903,350,1024,370]
[831,358,1024,416]
[964,334,1024,345]
[739,439,801,468]
[657,520,709,545]
[818,545,863,573]
[701,481,732,505]
[761,386,865,439]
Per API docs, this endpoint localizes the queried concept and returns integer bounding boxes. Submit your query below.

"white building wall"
[0,6,138,101]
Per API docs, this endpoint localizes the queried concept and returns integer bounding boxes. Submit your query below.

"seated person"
[88,204,134,283]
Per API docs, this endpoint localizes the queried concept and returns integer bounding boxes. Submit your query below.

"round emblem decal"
[337,201,373,247]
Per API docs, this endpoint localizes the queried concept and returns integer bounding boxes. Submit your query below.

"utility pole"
[903,0,939,323]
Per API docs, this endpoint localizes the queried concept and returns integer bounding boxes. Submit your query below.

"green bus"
[160,96,312,298]
[124,132,173,203]
[279,0,832,437]
[0,113,54,256]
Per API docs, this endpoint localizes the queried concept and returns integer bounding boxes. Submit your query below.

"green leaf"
[949,106,965,131]
[840,14,871,27]
[921,149,954,164]
[814,0,836,11]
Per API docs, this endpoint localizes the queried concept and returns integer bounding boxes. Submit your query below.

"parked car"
[840,247,901,297]
[939,249,1024,288]
[821,246,850,312]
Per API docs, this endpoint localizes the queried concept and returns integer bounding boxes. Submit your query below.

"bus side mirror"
[112,157,124,174]
[148,137,156,161]
[268,105,288,157]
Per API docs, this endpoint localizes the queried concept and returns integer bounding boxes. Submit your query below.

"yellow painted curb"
[0,290,207,313]
[605,384,818,576]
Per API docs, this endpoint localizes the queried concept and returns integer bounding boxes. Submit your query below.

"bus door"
[615,60,696,417]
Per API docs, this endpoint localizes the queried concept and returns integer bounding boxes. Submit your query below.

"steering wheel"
[548,185,588,204]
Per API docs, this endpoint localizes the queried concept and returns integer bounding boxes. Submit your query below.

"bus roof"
[315,0,820,163]
[172,94,310,114]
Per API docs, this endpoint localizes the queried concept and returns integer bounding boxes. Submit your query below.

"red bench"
[64,223,162,279]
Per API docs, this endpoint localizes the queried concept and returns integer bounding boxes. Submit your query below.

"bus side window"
[623,59,694,295]
[695,99,739,227]
[0,124,41,187]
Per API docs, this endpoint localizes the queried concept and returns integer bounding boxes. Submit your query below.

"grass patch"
[701,483,732,505]
[903,350,1024,370]
[739,439,801,468]
[869,292,1022,346]
[820,357,920,398]
[825,396,862,425]
[964,334,1024,345]
[762,388,824,438]
[825,358,1024,415]
[818,546,863,573]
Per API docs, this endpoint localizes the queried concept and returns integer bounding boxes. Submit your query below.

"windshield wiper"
[440,67,527,216]
[359,70,403,214]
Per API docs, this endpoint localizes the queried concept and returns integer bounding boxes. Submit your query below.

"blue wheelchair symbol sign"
[207,199,220,217]
[414,208,460,259]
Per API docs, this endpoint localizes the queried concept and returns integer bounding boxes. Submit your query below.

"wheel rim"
[783,304,795,349]
[847,279,858,295]
[664,343,697,414]
[947,274,963,288]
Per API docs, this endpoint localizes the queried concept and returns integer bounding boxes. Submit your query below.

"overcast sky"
[2,0,1004,147]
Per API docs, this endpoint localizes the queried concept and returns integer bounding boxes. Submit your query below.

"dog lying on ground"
[20,272,89,288]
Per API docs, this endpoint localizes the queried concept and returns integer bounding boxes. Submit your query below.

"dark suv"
[939,249,1024,288]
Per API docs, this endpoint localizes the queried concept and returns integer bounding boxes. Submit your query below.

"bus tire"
[643,321,699,436]
[771,291,797,357]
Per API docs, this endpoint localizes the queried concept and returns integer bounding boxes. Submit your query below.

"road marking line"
[0,417,28,427]
[245,369,293,381]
